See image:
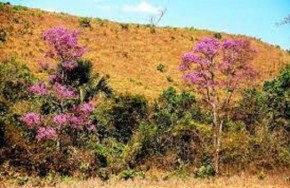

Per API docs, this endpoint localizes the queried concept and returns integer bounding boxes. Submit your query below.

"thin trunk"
[212,103,220,175]
[215,120,223,175]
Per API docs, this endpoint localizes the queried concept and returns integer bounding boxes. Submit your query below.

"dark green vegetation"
[0,57,289,182]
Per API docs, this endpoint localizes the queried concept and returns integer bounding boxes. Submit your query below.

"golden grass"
[0,4,290,100]
[3,174,290,188]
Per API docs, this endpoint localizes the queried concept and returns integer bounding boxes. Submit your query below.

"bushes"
[79,17,91,28]
[109,95,148,143]
[263,65,290,132]
[213,32,222,39]
[234,88,267,134]
[0,58,34,102]
[153,87,202,129]
[120,23,129,31]
[156,63,166,73]
[0,28,7,43]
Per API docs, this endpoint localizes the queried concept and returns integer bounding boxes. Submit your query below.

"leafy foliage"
[0,28,7,43]
[234,88,267,134]
[109,95,148,143]
[79,17,91,28]
[0,58,34,102]
[213,32,222,39]
[264,65,290,132]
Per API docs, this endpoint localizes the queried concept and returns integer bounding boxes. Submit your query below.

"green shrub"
[153,87,201,128]
[264,65,290,132]
[120,23,129,30]
[156,63,166,73]
[234,88,267,134]
[0,57,34,102]
[79,17,91,28]
[119,169,135,180]
[195,164,215,178]
[0,28,7,43]
[213,32,222,39]
[0,2,6,11]
[150,27,156,34]
[256,170,266,180]
[166,75,173,82]
[109,95,148,143]
[12,5,28,12]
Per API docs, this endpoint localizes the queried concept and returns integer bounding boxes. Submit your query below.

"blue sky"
[2,0,290,49]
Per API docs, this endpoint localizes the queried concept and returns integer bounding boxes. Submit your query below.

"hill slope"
[0,3,289,99]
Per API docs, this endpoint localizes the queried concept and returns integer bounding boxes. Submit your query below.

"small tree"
[19,27,108,148]
[149,8,167,27]
[276,14,290,26]
[179,37,257,174]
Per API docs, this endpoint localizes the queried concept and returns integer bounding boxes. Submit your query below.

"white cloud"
[122,1,161,15]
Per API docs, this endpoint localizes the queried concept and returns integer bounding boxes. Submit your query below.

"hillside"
[0,3,289,99]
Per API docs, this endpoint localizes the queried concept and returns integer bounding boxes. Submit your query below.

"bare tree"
[276,14,290,26]
[149,8,167,27]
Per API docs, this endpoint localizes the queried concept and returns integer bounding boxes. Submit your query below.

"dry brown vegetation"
[2,174,290,188]
[0,4,290,100]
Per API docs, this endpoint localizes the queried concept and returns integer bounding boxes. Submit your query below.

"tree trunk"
[215,121,223,175]
[212,103,222,175]
[212,104,220,174]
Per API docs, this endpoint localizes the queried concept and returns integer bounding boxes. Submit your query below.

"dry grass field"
[2,174,290,188]
[1,3,290,100]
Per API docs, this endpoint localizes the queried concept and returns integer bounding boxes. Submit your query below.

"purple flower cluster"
[78,101,94,114]
[222,39,247,50]
[194,37,220,56]
[61,61,77,70]
[36,127,56,141]
[43,27,85,64]
[180,37,257,92]
[52,113,92,130]
[48,75,61,84]
[53,113,70,126]
[69,116,85,128]
[87,124,96,132]
[28,82,47,96]
[182,72,203,84]
[53,83,76,99]
[19,112,42,127]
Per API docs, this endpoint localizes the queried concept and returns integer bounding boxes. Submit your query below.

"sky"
[2,0,290,49]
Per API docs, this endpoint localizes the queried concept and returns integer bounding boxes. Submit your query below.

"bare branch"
[276,14,290,26]
[149,8,167,27]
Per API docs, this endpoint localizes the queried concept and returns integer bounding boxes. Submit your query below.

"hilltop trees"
[179,37,257,174]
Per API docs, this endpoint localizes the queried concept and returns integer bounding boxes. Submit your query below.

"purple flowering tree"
[19,27,97,147]
[179,37,257,174]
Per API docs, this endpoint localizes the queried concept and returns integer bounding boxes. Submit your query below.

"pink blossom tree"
[179,37,257,174]
[19,27,97,148]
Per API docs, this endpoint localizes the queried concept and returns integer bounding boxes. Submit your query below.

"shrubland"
[0,2,289,187]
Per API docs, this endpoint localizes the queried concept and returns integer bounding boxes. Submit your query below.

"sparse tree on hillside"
[179,37,257,174]
[149,8,167,27]
[276,14,290,26]
[19,27,111,148]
